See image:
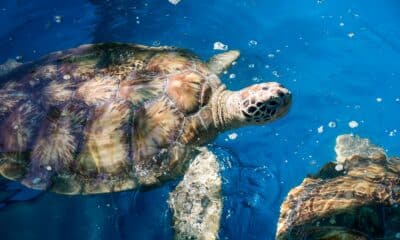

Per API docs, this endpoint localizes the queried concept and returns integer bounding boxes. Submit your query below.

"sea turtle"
[0,43,292,239]
[277,134,400,240]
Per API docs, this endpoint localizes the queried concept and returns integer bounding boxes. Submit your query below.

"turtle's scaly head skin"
[213,82,291,129]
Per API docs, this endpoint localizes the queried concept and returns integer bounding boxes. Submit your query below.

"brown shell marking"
[78,100,132,175]
[0,81,29,119]
[179,106,216,145]
[146,51,213,115]
[29,103,87,174]
[133,97,184,185]
[43,80,76,103]
[146,51,194,74]
[0,101,45,181]
[118,72,165,105]
[133,97,183,159]
[19,102,88,190]
[0,101,44,159]
[76,75,119,105]
[166,71,210,114]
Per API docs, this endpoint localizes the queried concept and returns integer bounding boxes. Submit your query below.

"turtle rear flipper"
[168,148,222,240]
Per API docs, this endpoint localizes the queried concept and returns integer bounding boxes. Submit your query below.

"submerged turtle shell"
[277,134,400,240]
[0,43,221,194]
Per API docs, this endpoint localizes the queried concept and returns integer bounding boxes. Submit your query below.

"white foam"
[168,0,181,5]
[213,41,228,51]
[335,164,344,171]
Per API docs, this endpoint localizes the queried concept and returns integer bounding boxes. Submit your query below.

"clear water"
[1,0,400,239]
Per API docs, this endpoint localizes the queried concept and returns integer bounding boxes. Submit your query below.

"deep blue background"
[0,0,400,239]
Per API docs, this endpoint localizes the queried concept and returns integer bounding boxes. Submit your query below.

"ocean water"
[0,0,400,239]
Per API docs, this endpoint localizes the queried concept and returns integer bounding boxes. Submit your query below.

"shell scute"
[166,71,202,114]
[133,97,185,185]
[146,51,195,74]
[118,71,166,105]
[77,100,132,176]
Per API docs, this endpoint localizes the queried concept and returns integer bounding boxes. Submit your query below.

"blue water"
[1,0,400,239]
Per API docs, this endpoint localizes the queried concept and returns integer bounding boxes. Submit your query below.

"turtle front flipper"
[207,50,240,75]
[168,148,222,240]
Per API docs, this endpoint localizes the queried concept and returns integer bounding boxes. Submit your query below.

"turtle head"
[215,82,291,129]
[206,51,291,129]
[238,82,292,124]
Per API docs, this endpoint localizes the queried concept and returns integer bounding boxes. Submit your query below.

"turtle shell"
[0,43,221,194]
[277,134,400,240]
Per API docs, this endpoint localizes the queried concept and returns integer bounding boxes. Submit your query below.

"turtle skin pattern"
[277,134,400,240]
[0,43,221,194]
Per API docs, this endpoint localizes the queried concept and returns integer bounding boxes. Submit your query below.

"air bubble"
[389,129,397,137]
[152,40,161,46]
[54,15,62,23]
[348,120,359,128]
[272,71,279,77]
[348,32,355,38]
[248,40,258,46]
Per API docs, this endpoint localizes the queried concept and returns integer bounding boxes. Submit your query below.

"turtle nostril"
[277,91,285,98]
